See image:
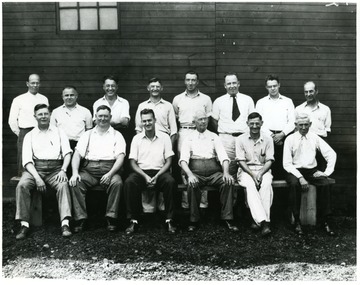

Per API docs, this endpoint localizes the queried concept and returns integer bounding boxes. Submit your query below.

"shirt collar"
[34,124,55,134]
[267,93,283,100]
[246,132,264,144]
[146,98,164,104]
[304,101,320,109]
[141,130,160,141]
[227,92,240,98]
[61,103,78,109]
[93,125,112,134]
[185,90,200,97]
[102,95,122,102]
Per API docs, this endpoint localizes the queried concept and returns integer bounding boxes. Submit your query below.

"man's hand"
[54,170,68,183]
[35,177,46,193]
[252,172,263,190]
[223,173,235,186]
[299,176,309,191]
[150,175,158,186]
[271,132,285,145]
[187,174,199,188]
[143,174,153,187]
[100,172,112,186]
[69,174,81,187]
[313,171,327,178]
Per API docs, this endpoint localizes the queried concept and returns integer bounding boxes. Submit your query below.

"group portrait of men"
[8,71,337,240]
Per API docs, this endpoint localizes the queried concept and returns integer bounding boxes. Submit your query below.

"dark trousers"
[71,160,123,221]
[286,168,332,224]
[272,142,287,180]
[124,170,176,220]
[188,159,234,222]
[17,127,34,176]
[15,160,72,223]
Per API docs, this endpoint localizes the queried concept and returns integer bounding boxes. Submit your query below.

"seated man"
[283,113,337,236]
[179,110,238,232]
[236,112,274,236]
[15,104,72,239]
[124,109,177,234]
[69,105,126,233]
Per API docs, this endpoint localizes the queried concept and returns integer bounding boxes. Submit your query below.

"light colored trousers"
[15,160,72,223]
[238,169,273,224]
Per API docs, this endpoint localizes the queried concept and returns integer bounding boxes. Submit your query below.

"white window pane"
[79,2,97,7]
[99,2,116,6]
[60,9,78,30]
[99,8,117,30]
[80,9,98,30]
[59,2,77,7]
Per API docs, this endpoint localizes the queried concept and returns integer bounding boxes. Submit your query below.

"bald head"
[27,74,41,95]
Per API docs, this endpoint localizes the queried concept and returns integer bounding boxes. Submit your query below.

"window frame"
[56,2,121,34]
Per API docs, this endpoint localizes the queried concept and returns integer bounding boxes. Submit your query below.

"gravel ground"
[2,200,357,281]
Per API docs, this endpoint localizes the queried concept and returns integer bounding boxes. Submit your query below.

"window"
[58,2,119,31]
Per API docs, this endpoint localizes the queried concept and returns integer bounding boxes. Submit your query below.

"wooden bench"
[26,178,335,227]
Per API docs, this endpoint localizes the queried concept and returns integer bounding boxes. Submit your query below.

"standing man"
[135,77,177,147]
[236,112,274,236]
[50,86,93,150]
[93,75,130,132]
[295,81,332,171]
[283,113,337,236]
[180,110,238,232]
[8,74,49,177]
[15,104,72,239]
[173,71,213,208]
[211,73,255,177]
[69,105,126,233]
[255,74,295,179]
[124,109,177,234]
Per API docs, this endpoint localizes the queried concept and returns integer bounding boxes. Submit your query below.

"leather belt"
[219,132,243,137]
[180,126,196,129]
[270,130,282,134]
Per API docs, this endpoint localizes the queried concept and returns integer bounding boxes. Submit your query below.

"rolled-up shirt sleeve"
[318,137,336,176]
[179,139,191,165]
[22,132,33,167]
[75,131,90,158]
[213,135,230,164]
[114,132,126,157]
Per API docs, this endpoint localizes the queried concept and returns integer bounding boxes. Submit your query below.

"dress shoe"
[16,226,29,240]
[250,222,261,231]
[61,225,72,237]
[188,222,198,232]
[261,222,271,237]
[73,219,86,233]
[225,220,239,232]
[106,218,117,232]
[125,221,138,235]
[294,223,304,236]
[324,222,335,236]
[166,220,176,234]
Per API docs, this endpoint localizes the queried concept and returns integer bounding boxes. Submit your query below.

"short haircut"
[247,112,262,121]
[96,105,111,113]
[185,70,199,81]
[304,81,317,91]
[34,103,50,113]
[193,110,208,121]
[295,113,311,123]
[62,85,78,92]
[140,108,156,119]
[28,74,40,81]
[224,72,239,81]
[265,74,280,85]
[103,75,118,84]
[148,77,162,85]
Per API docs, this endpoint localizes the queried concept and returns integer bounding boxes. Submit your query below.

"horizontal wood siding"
[2,2,356,213]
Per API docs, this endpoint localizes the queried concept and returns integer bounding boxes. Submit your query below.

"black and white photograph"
[2,0,357,282]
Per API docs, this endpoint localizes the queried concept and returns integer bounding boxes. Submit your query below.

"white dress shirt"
[135,98,177,136]
[295,101,331,137]
[93,95,130,124]
[50,104,93,141]
[172,91,212,127]
[256,94,295,135]
[8,92,49,135]
[212,93,255,134]
[179,129,229,165]
[283,131,337,178]
[76,126,126,160]
[22,125,72,167]
[129,131,174,170]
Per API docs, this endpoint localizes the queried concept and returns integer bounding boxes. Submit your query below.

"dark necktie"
[232,95,240,121]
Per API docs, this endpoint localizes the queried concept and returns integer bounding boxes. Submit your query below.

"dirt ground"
[2,199,357,281]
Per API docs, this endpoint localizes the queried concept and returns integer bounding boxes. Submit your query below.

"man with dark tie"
[283,113,337,236]
[211,73,254,177]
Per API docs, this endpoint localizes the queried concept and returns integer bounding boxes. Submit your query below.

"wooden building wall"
[2,2,356,213]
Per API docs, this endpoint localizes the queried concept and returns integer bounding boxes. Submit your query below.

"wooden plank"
[120,11,215,18]
[3,2,55,12]
[119,3,215,11]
